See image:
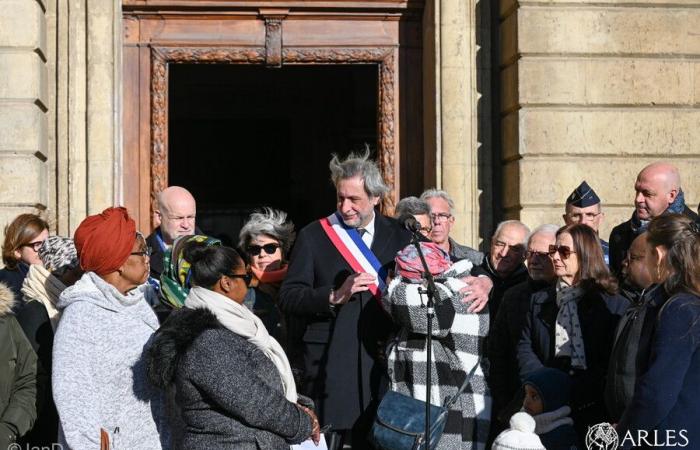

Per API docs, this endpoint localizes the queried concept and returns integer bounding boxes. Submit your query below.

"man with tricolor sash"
[279,150,410,448]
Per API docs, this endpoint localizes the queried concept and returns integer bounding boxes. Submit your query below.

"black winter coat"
[147,307,313,450]
[480,255,529,323]
[604,284,668,422]
[488,278,551,426]
[278,213,410,431]
[15,300,58,447]
[0,263,29,312]
[608,206,699,277]
[517,285,628,437]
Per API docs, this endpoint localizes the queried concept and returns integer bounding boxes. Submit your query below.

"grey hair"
[420,189,455,215]
[493,220,531,245]
[394,196,431,218]
[328,147,389,198]
[238,207,296,255]
[526,224,559,248]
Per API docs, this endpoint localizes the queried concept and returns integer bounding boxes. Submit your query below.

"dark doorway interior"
[169,64,378,246]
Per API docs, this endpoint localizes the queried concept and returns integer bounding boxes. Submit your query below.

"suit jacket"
[278,213,410,430]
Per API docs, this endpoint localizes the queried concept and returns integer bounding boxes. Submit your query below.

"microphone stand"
[410,230,439,449]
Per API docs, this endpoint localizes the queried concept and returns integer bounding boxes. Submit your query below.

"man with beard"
[279,151,410,448]
[609,162,698,278]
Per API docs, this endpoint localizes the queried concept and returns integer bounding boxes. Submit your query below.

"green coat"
[0,282,37,448]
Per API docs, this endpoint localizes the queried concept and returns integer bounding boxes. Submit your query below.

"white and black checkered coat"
[382,259,491,450]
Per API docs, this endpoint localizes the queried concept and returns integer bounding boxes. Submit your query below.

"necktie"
[357,228,367,237]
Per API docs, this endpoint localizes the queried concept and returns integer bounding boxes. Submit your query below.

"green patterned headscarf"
[160,234,221,308]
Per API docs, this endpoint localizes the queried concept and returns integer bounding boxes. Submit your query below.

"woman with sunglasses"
[147,241,320,449]
[238,208,296,340]
[616,215,700,447]
[0,213,49,304]
[517,223,628,440]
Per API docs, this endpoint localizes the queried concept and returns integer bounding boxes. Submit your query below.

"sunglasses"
[227,272,253,286]
[548,245,577,260]
[246,243,280,256]
[21,240,45,252]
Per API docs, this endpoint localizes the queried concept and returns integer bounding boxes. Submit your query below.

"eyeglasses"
[130,246,152,257]
[526,250,550,260]
[247,243,280,256]
[430,213,452,223]
[227,272,253,286]
[21,240,45,252]
[548,245,576,260]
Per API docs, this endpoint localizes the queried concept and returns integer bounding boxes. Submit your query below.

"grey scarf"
[554,280,587,370]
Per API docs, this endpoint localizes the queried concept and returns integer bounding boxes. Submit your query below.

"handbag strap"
[442,357,482,410]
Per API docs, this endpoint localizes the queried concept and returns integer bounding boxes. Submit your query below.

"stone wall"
[0,0,121,263]
[500,0,700,240]
[0,0,49,238]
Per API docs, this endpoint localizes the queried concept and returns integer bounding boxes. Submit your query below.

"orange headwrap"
[74,207,137,276]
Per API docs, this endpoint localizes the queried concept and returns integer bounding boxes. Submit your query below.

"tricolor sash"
[320,212,388,299]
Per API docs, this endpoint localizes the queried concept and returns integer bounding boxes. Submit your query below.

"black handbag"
[370,360,481,450]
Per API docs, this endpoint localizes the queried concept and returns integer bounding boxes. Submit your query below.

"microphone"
[397,214,422,233]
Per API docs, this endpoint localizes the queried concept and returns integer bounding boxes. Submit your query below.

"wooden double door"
[122,1,425,240]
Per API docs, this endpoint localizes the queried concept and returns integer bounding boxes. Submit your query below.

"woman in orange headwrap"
[51,207,170,450]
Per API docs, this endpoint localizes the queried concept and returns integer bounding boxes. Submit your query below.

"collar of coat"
[147,307,221,389]
[0,282,15,317]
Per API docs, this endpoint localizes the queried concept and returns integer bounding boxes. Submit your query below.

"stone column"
[51,0,122,234]
[501,0,700,239]
[427,0,491,248]
[0,0,49,237]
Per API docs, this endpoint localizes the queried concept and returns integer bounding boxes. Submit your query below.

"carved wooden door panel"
[122,1,423,232]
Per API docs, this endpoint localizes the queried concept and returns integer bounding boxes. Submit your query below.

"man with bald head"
[146,186,197,279]
[609,162,698,277]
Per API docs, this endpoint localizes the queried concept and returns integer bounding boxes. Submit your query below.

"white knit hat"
[492,412,546,450]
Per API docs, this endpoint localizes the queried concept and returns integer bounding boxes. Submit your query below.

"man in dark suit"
[279,151,410,448]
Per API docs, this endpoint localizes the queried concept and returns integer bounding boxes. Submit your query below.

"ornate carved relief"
[264,19,283,67]
[150,46,397,221]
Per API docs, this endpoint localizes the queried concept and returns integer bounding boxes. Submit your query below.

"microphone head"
[397,214,422,233]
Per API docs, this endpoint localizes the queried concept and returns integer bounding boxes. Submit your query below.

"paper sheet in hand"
[291,434,328,450]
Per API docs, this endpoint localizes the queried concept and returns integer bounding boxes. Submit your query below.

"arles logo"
[585,423,690,449]
[586,423,619,450]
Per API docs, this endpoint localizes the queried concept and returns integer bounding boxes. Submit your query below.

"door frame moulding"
[149,45,397,223]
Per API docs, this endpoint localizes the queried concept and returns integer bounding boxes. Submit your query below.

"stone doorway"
[168,64,378,244]
[122,3,424,233]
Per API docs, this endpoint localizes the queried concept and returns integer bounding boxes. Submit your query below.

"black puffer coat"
[147,306,313,450]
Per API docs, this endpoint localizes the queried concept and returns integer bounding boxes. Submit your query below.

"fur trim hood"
[147,307,221,389]
[0,282,15,317]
